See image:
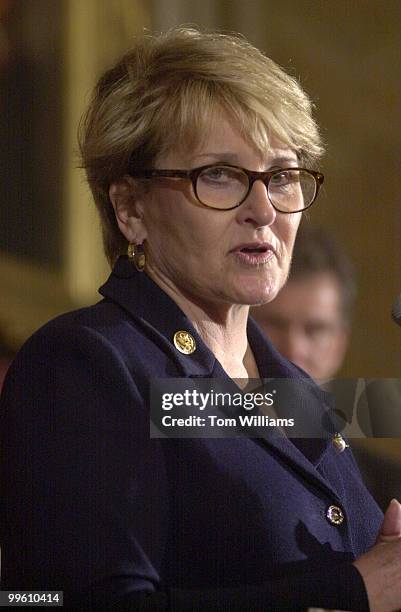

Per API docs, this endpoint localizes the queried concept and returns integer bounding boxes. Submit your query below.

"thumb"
[378,498,401,542]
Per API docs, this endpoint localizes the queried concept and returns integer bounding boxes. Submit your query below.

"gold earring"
[127,243,146,272]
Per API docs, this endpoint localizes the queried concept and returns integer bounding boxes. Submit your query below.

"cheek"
[275,215,301,264]
[144,196,228,261]
[312,336,346,375]
[331,333,349,363]
[286,216,302,249]
[144,195,185,246]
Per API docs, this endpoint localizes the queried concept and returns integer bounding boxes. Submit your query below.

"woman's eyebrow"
[189,153,299,166]
[190,152,240,163]
[267,156,298,167]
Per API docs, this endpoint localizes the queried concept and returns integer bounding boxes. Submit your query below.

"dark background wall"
[0,0,63,266]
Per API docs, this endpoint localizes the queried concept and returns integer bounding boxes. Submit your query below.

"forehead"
[157,109,297,168]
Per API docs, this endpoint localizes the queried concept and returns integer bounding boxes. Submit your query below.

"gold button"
[332,433,349,453]
[326,505,345,525]
[173,331,196,355]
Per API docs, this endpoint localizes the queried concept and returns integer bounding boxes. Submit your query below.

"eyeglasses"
[130,164,324,212]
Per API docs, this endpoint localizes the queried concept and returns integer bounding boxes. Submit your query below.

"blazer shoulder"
[14,298,146,363]
[1,300,147,431]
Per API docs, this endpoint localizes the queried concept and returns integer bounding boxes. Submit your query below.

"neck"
[146,267,258,381]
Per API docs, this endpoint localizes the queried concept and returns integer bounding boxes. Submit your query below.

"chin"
[231,277,281,306]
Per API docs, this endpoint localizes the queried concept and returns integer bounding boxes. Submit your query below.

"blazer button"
[173,331,197,354]
[326,505,345,525]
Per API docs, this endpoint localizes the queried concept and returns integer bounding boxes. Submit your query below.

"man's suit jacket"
[0,257,382,610]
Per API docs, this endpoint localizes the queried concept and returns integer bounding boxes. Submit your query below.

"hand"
[353,499,401,612]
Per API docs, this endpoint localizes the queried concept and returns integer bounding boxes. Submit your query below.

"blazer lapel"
[246,319,341,499]
[210,355,341,503]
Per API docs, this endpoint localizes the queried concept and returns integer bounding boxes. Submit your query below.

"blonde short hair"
[79,26,324,265]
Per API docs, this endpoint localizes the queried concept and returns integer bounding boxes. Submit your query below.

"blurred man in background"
[251,223,400,510]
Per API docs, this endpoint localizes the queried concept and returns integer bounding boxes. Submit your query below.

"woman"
[1,27,400,611]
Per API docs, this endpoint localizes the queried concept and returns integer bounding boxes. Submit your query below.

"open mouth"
[233,243,275,265]
[240,246,268,254]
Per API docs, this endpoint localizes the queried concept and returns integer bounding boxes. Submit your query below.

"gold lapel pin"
[173,330,196,355]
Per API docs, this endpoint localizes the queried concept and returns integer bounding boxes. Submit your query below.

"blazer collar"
[99,256,217,378]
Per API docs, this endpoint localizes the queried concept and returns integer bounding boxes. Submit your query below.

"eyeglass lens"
[196,166,316,211]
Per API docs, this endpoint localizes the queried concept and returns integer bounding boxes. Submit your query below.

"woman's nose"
[237,179,277,227]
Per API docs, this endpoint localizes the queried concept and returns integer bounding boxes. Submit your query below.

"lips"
[231,242,275,255]
[230,242,276,265]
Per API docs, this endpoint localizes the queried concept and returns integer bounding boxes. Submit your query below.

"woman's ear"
[109,176,148,244]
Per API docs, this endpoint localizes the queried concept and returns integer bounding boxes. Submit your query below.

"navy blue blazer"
[0,257,382,611]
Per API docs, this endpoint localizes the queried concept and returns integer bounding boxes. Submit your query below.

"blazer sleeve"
[0,319,370,611]
[114,563,369,611]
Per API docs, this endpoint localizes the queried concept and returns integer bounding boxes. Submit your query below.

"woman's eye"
[203,167,229,181]
[271,171,289,185]
[271,170,299,188]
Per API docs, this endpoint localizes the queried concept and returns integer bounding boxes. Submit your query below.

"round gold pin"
[333,433,349,453]
[173,331,196,355]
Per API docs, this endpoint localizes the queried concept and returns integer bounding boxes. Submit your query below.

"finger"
[379,498,401,541]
